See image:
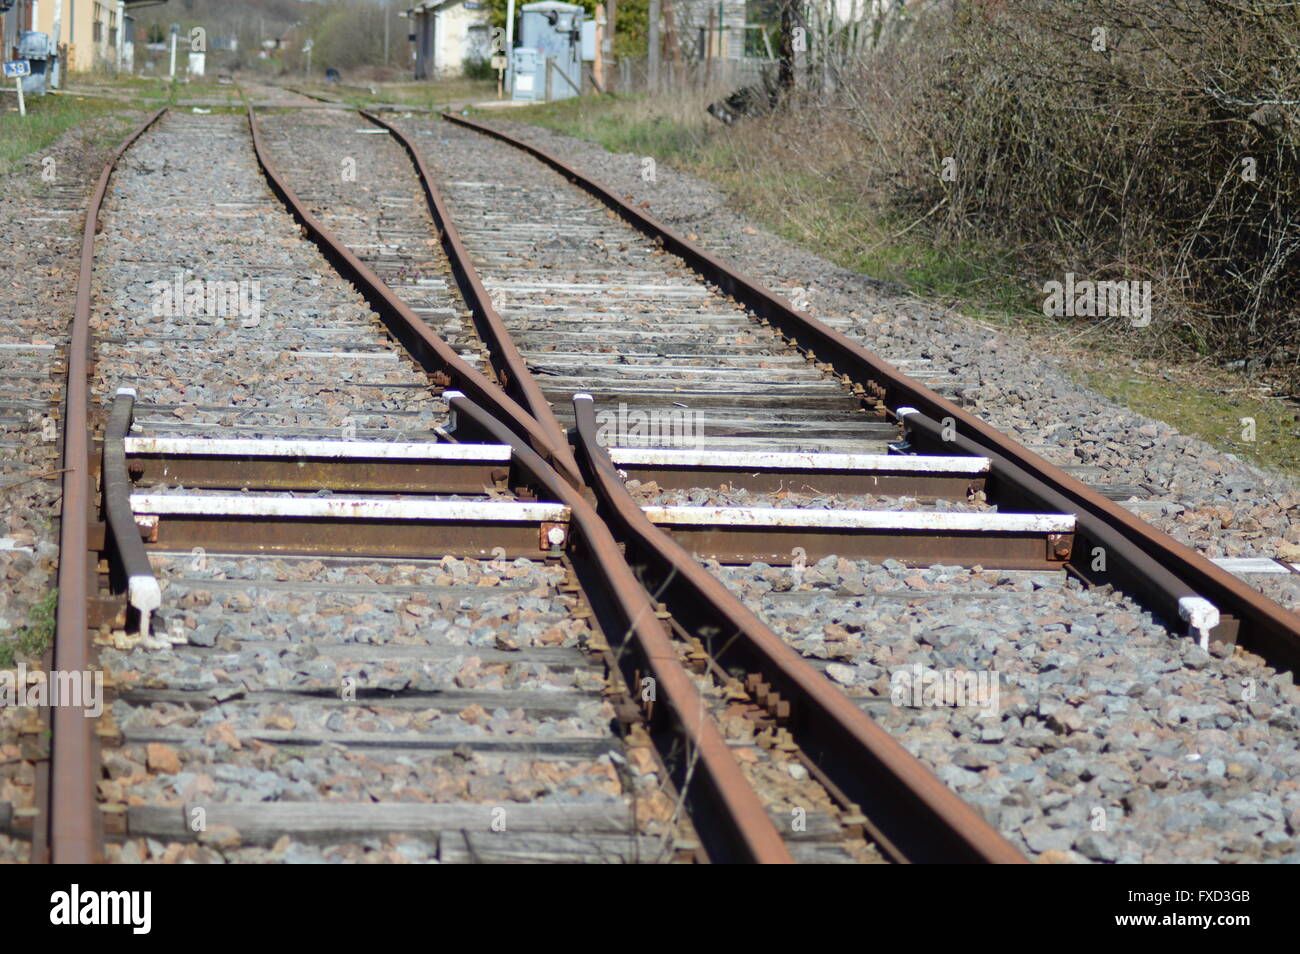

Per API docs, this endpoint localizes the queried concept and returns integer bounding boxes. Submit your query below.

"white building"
[404,0,491,79]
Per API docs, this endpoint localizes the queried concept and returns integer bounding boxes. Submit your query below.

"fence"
[593,55,778,97]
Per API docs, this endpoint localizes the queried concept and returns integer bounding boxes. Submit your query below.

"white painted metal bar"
[1211,557,1293,575]
[609,447,989,474]
[124,437,513,462]
[131,494,568,523]
[641,506,1074,533]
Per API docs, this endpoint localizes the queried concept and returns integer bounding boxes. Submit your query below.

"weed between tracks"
[0,590,57,669]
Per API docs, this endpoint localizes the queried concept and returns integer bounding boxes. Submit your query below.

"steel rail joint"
[441,111,1300,676]
[445,392,792,863]
[48,105,168,865]
[570,395,1025,863]
[243,104,583,489]
[359,110,579,480]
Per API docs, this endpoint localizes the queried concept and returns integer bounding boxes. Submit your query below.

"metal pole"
[15,75,25,116]
[383,0,390,66]
[647,0,659,92]
[51,0,62,87]
[505,0,516,53]
[169,28,177,79]
[605,0,616,92]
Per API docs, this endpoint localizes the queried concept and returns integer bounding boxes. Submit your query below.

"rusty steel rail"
[445,392,793,863]
[570,395,1026,864]
[359,108,576,464]
[439,111,1300,674]
[243,103,584,489]
[44,106,168,865]
[243,100,793,862]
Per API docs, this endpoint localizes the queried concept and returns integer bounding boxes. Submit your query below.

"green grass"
[506,96,1037,321]
[497,94,1300,479]
[1081,369,1300,475]
[300,79,497,112]
[0,92,128,173]
[0,590,58,669]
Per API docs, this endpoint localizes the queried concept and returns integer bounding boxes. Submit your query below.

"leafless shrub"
[855,0,1300,381]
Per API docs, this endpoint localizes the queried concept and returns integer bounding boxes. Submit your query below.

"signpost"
[491,53,508,99]
[3,60,30,117]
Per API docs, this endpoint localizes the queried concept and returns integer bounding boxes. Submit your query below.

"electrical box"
[511,1,584,101]
[16,32,53,95]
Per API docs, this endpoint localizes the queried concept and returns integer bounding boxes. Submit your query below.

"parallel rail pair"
[32,98,1300,864]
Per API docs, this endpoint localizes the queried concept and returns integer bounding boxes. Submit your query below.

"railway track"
[252,103,1300,863]
[0,102,1016,865]
[8,92,1299,864]
[10,109,707,863]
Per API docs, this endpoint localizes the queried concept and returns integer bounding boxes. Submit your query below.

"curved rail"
[569,395,1026,864]
[359,110,576,473]
[244,99,793,862]
[444,393,792,863]
[439,111,1300,675]
[46,106,168,865]
[244,103,584,488]
[358,109,1024,861]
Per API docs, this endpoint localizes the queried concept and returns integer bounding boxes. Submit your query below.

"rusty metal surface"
[128,453,505,495]
[446,393,793,864]
[242,105,792,862]
[360,110,580,483]
[440,111,1300,674]
[46,107,168,865]
[647,524,1066,569]
[244,104,583,489]
[137,512,565,560]
[570,395,1025,863]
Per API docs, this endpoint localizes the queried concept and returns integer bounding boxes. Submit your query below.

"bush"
[851,0,1300,380]
[463,55,495,81]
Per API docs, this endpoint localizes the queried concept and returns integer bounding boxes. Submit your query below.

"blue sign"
[3,60,31,78]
